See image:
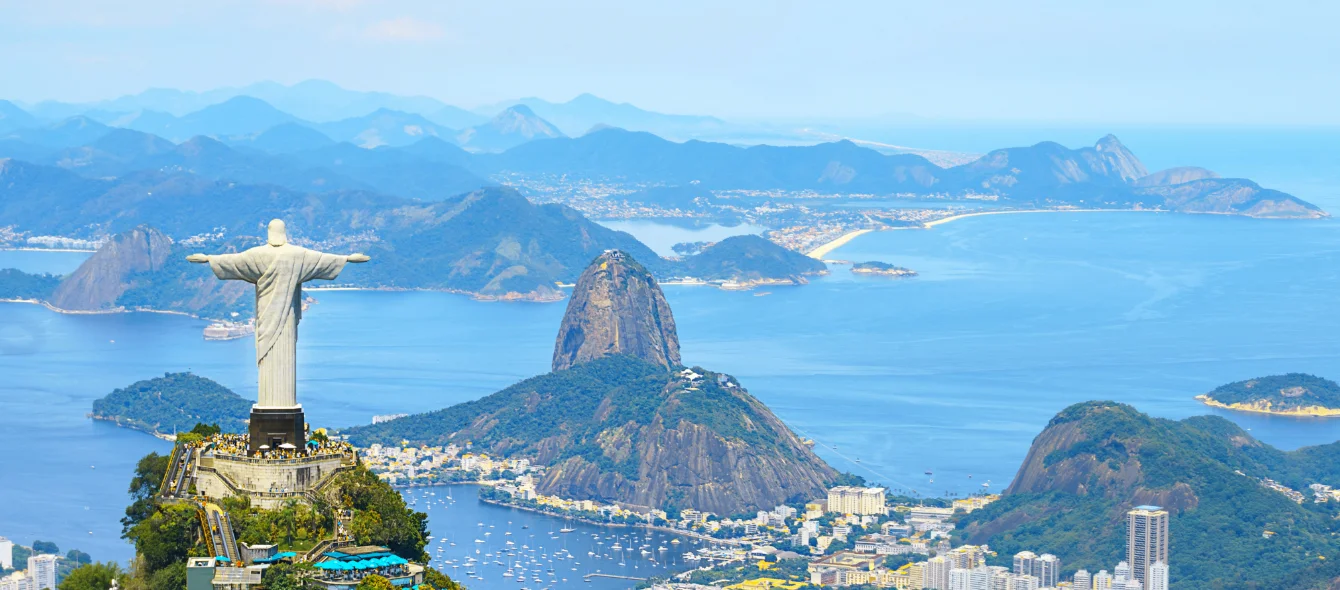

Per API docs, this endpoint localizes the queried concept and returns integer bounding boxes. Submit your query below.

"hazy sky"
[2,0,1336,124]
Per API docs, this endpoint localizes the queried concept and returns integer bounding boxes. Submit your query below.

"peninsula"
[1195,373,1340,417]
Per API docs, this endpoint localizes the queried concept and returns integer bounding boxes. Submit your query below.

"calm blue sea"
[1,128,1338,567]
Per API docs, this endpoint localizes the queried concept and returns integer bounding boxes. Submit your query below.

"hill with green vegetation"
[115,446,460,590]
[678,234,827,283]
[1197,373,1340,415]
[344,354,836,515]
[91,372,250,436]
[0,269,61,300]
[956,401,1340,589]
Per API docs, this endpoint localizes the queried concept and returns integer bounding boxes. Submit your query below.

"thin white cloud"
[363,17,444,42]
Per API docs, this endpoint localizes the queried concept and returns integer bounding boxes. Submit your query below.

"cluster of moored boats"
[410,488,717,589]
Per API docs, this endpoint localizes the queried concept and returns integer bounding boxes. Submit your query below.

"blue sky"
[1,0,1336,125]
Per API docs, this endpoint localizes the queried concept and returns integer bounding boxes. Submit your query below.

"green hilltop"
[343,354,837,515]
[956,401,1340,588]
[91,372,250,436]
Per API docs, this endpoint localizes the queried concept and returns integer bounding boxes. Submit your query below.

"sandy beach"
[807,229,873,259]
[923,208,1156,228]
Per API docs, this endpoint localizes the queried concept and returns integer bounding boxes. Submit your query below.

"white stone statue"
[188,219,369,408]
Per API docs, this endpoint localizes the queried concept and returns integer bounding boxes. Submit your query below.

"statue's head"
[267,219,288,247]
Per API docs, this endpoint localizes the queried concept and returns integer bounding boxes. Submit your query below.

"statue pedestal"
[249,406,306,453]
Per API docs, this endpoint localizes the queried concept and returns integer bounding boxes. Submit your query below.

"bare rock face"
[50,226,173,311]
[553,250,680,372]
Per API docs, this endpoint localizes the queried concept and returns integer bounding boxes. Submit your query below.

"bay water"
[3,209,1339,569]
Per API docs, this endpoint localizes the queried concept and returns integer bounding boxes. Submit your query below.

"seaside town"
[355,442,1175,590]
[492,173,1005,256]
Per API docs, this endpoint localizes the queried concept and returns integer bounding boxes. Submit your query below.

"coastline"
[88,414,178,441]
[803,208,1165,259]
[1,298,202,318]
[922,207,1161,228]
[806,229,873,259]
[1195,395,1340,418]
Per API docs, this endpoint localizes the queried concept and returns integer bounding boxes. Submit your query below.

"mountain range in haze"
[6,80,727,144]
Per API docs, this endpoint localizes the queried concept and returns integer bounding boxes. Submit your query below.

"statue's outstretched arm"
[187,254,209,263]
[347,253,370,263]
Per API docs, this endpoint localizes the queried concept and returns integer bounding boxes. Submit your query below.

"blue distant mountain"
[480,128,1322,218]
[23,79,457,122]
[124,96,298,141]
[476,93,727,139]
[393,136,475,168]
[315,108,456,148]
[1,116,112,148]
[489,127,940,192]
[0,100,38,134]
[0,126,489,200]
[426,105,488,130]
[286,141,490,200]
[226,122,335,154]
[455,105,565,152]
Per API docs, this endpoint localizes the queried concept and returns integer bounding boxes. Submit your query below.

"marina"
[407,485,721,590]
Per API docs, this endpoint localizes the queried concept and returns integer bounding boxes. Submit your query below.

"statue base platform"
[195,452,352,509]
[249,406,306,453]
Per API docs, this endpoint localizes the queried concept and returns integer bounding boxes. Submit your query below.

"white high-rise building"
[27,555,57,590]
[1005,573,1039,590]
[825,486,887,515]
[1093,570,1113,590]
[949,566,998,590]
[1127,506,1169,588]
[949,568,971,590]
[0,538,12,570]
[1147,561,1168,590]
[1,572,33,590]
[1073,569,1092,590]
[1123,579,1142,590]
[1013,551,1037,576]
[1036,554,1060,587]
[926,556,953,590]
[1114,561,1132,581]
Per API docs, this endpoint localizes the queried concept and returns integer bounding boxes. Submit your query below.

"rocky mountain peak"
[50,225,174,311]
[552,250,681,372]
[1089,134,1148,182]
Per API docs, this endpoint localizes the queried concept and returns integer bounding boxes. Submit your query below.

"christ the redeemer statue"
[188,219,368,451]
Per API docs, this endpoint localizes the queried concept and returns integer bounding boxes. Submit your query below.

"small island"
[1195,373,1340,417]
[851,261,918,277]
